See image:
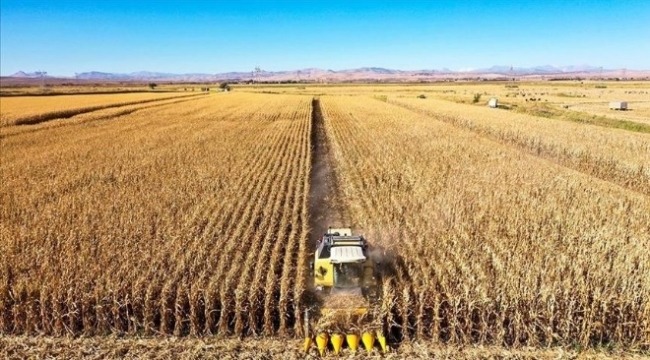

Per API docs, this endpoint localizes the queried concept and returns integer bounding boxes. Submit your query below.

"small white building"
[488,98,498,108]
[609,101,628,110]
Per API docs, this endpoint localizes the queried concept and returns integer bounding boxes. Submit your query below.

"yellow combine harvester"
[304,227,387,355]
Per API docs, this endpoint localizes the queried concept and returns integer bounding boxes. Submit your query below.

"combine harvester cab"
[304,227,388,356]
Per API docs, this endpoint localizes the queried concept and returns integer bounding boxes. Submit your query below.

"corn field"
[320,95,650,348]
[389,97,650,196]
[0,92,203,127]
[1,90,649,355]
[1,93,312,337]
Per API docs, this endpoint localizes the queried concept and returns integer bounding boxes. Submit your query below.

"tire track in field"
[308,98,347,242]
[302,97,347,329]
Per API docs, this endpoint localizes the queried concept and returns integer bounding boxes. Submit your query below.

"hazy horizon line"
[4,64,648,78]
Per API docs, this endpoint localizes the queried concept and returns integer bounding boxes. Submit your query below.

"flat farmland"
[1,92,312,336]
[1,84,649,359]
[0,92,206,127]
[320,95,649,346]
[389,97,650,195]
[569,101,650,125]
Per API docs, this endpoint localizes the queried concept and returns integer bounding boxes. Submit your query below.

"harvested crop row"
[0,93,311,337]
[2,335,625,360]
[0,95,211,139]
[569,101,650,126]
[389,97,650,196]
[0,92,203,126]
[320,95,650,348]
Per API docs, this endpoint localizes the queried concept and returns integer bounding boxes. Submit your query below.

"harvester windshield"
[333,263,363,288]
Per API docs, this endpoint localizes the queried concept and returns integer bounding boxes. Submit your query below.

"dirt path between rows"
[308,98,347,243]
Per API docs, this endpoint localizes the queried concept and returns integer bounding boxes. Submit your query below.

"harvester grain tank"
[313,228,378,300]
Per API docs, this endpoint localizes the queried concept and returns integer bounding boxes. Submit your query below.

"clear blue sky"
[1,0,649,76]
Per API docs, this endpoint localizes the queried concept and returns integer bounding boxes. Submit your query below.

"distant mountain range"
[6,65,646,82]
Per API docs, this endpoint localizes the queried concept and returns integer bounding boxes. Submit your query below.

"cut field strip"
[0,94,211,139]
[1,93,206,127]
[386,97,650,197]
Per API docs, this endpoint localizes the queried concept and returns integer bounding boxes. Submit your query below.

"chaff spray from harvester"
[303,227,388,355]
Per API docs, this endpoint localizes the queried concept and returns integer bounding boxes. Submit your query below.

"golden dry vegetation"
[1,83,649,358]
[569,101,650,126]
[1,93,312,338]
[0,91,203,126]
[1,336,644,360]
[320,95,649,348]
[241,81,650,129]
[389,97,650,195]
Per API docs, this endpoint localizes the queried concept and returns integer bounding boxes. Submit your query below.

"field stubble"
[1,336,644,359]
[0,92,204,127]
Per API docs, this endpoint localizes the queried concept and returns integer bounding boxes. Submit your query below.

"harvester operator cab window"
[333,263,362,288]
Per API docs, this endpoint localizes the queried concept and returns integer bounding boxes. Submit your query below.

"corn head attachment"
[304,307,388,356]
